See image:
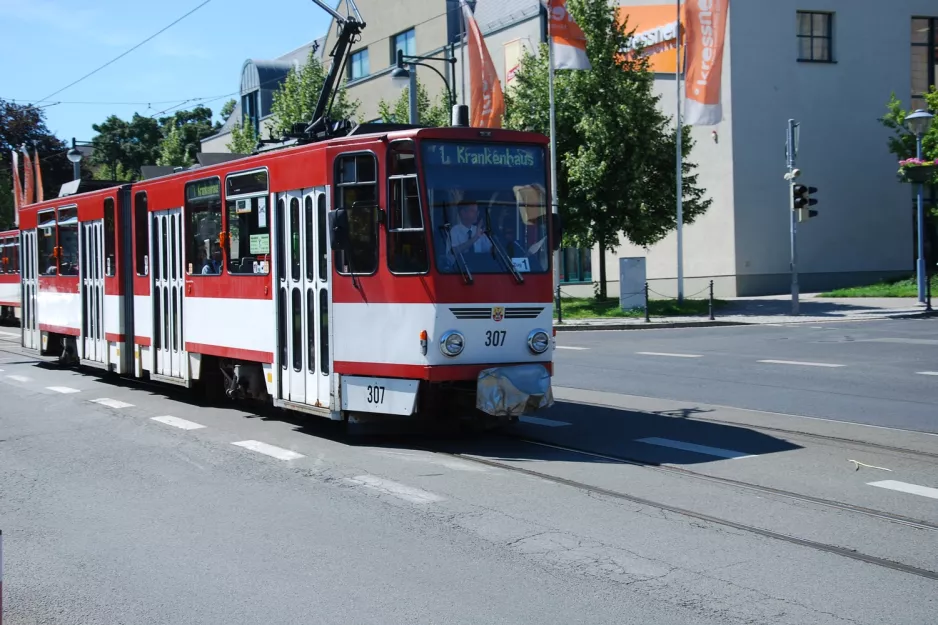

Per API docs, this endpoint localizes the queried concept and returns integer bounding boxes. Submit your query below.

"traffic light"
[792,184,818,222]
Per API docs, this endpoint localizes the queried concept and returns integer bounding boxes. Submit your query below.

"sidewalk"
[554,294,932,331]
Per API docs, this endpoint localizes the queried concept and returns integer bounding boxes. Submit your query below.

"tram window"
[57,206,79,276]
[291,288,302,371]
[225,195,270,275]
[334,153,378,275]
[387,175,428,274]
[319,288,329,375]
[306,289,316,373]
[0,239,9,273]
[104,197,116,277]
[38,210,57,275]
[290,197,301,282]
[12,240,19,273]
[134,192,148,276]
[184,177,223,276]
[317,194,327,281]
[305,196,315,281]
[276,198,286,282]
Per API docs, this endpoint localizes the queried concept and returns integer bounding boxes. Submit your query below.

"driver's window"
[334,153,378,275]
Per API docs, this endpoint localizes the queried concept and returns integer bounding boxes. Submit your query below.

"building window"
[911,18,937,110]
[559,247,592,284]
[391,28,416,63]
[349,49,369,81]
[241,90,259,134]
[184,177,223,276]
[334,153,378,275]
[796,11,833,63]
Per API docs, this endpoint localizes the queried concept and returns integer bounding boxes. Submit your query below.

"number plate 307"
[340,376,419,416]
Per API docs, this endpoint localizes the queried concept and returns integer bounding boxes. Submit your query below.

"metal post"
[927,260,932,313]
[675,0,684,303]
[408,63,419,125]
[708,279,715,320]
[916,134,927,304]
[547,16,561,305]
[556,285,563,324]
[71,138,80,181]
[645,282,651,323]
[787,119,799,315]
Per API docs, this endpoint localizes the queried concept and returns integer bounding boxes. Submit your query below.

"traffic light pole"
[787,119,799,316]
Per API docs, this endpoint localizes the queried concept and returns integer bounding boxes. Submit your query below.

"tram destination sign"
[424,143,542,170]
[186,178,221,202]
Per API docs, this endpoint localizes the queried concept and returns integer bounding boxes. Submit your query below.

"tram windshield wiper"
[440,224,473,285]
[483,206,524,284]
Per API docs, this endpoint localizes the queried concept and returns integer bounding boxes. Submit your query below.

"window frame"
[224,167,270,276]
[390,28,416,64]
[56,205,79,276]
[911,17,937,109]
[796,11,834,63]
[184,176,224,277]
[104,197,117,277]
[134,191,149,276]
[386,141,429,275]
[333,151,380,277]
[348,48,370,81]
[37,209,57,276]
[558,247,593,285]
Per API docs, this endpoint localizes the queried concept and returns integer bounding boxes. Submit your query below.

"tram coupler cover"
[476,364,553,417]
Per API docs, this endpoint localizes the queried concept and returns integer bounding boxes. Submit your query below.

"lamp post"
[905,109,934,304]
[66,137,94,181]
[390,48,457,124]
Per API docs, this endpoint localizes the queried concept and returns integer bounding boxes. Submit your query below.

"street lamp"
[66,137,93,181]
[390,48,457,125]
[905,109,934,304]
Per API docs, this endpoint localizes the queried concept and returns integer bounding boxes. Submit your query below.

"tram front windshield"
[421,141,549,276]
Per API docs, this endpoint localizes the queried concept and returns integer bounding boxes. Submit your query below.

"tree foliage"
[377,80,449,127]
[220,99,237,122]
[881,88,938,187]
[157,122,189,167]
[504,0,710,298]
[0,99,77,228]
[90,113,162,181]
[158,106,216,165]
[269,49,360,140]
[226,120,258,155]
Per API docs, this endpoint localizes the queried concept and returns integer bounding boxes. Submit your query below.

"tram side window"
[11,240,19,273]
[135,192,148,276]
[184,177,223,276]
[387,144,428,274]
[104,197,116,277]
[57,207,79,276]
[0,238,11,273]
[38,210,57,275]
[225,170,269,275]
[334,154,378,275]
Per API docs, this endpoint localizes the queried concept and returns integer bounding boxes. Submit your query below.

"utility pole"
[786,119,799,316]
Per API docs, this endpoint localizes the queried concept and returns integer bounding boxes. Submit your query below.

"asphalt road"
[552,318,938,433]
[2,326,938,624]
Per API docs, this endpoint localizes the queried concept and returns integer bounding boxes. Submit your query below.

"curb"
[553,311,934,331]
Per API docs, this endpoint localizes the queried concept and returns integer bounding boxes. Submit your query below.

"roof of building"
[473,0,541,34]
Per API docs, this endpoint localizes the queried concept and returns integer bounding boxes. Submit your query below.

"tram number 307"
[485,330,507,347]
[366,385,386,405]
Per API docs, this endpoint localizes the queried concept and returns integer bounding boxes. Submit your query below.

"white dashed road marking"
[151,416,206,430]
[635,437,757,460]
[232,440,304,461]
[0,330,19,337]
[7,375,31,382]
[916,371,938,376]
[555,346,589,350]
[90,398,134,409]
[757,359,845,368]
[518,415,572,427]
[47,386,80,394]
[636,352,703,358]
[868,480,938,501]
[347,475,445,504]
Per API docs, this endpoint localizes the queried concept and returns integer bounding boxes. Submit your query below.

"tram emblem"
[492,307,505,322]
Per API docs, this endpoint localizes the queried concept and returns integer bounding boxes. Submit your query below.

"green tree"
[220,99,237,122]
[377,80,449,127]
[157,122,189,167]
[226,120,258,155]
[158,105,216,165]
[1,99,77,228]
[881,88,938,188]
[504,0,710,299]
[269,49,360,140]
[90,113,162,181]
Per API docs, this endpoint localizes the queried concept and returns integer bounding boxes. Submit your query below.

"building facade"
[201,1,938,298]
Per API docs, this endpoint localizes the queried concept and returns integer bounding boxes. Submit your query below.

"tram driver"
[448,202,493,257]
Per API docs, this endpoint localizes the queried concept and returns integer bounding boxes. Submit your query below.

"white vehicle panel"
[134,294,151,340]
[0,282,19,306]
[185,296,275,357]
[104,294,123,337]
[37,290,81,331]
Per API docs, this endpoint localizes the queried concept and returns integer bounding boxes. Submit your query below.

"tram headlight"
[440,330,465,357]
[527,329,550,354]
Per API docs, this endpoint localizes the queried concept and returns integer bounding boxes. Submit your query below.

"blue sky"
[0,0,336,140]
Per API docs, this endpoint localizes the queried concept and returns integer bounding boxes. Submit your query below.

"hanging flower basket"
[898,158,938,184]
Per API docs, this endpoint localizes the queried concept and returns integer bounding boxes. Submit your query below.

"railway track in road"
[440,441,938,582]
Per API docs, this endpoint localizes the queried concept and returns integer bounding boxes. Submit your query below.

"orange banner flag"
[548,0,591,70]
[34,148,44,203]
[684,0,729,126]
[11,150,23,212]
[461,0,504,128]
[22,146,35,205]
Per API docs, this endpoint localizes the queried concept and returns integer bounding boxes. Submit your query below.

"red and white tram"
[0,229,20,322]
[14,125,559,425]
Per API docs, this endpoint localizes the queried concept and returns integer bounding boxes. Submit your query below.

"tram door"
[79,220,106,362]
[20,230,39,350]
[150,209,185,379]
[276,188,331,408]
